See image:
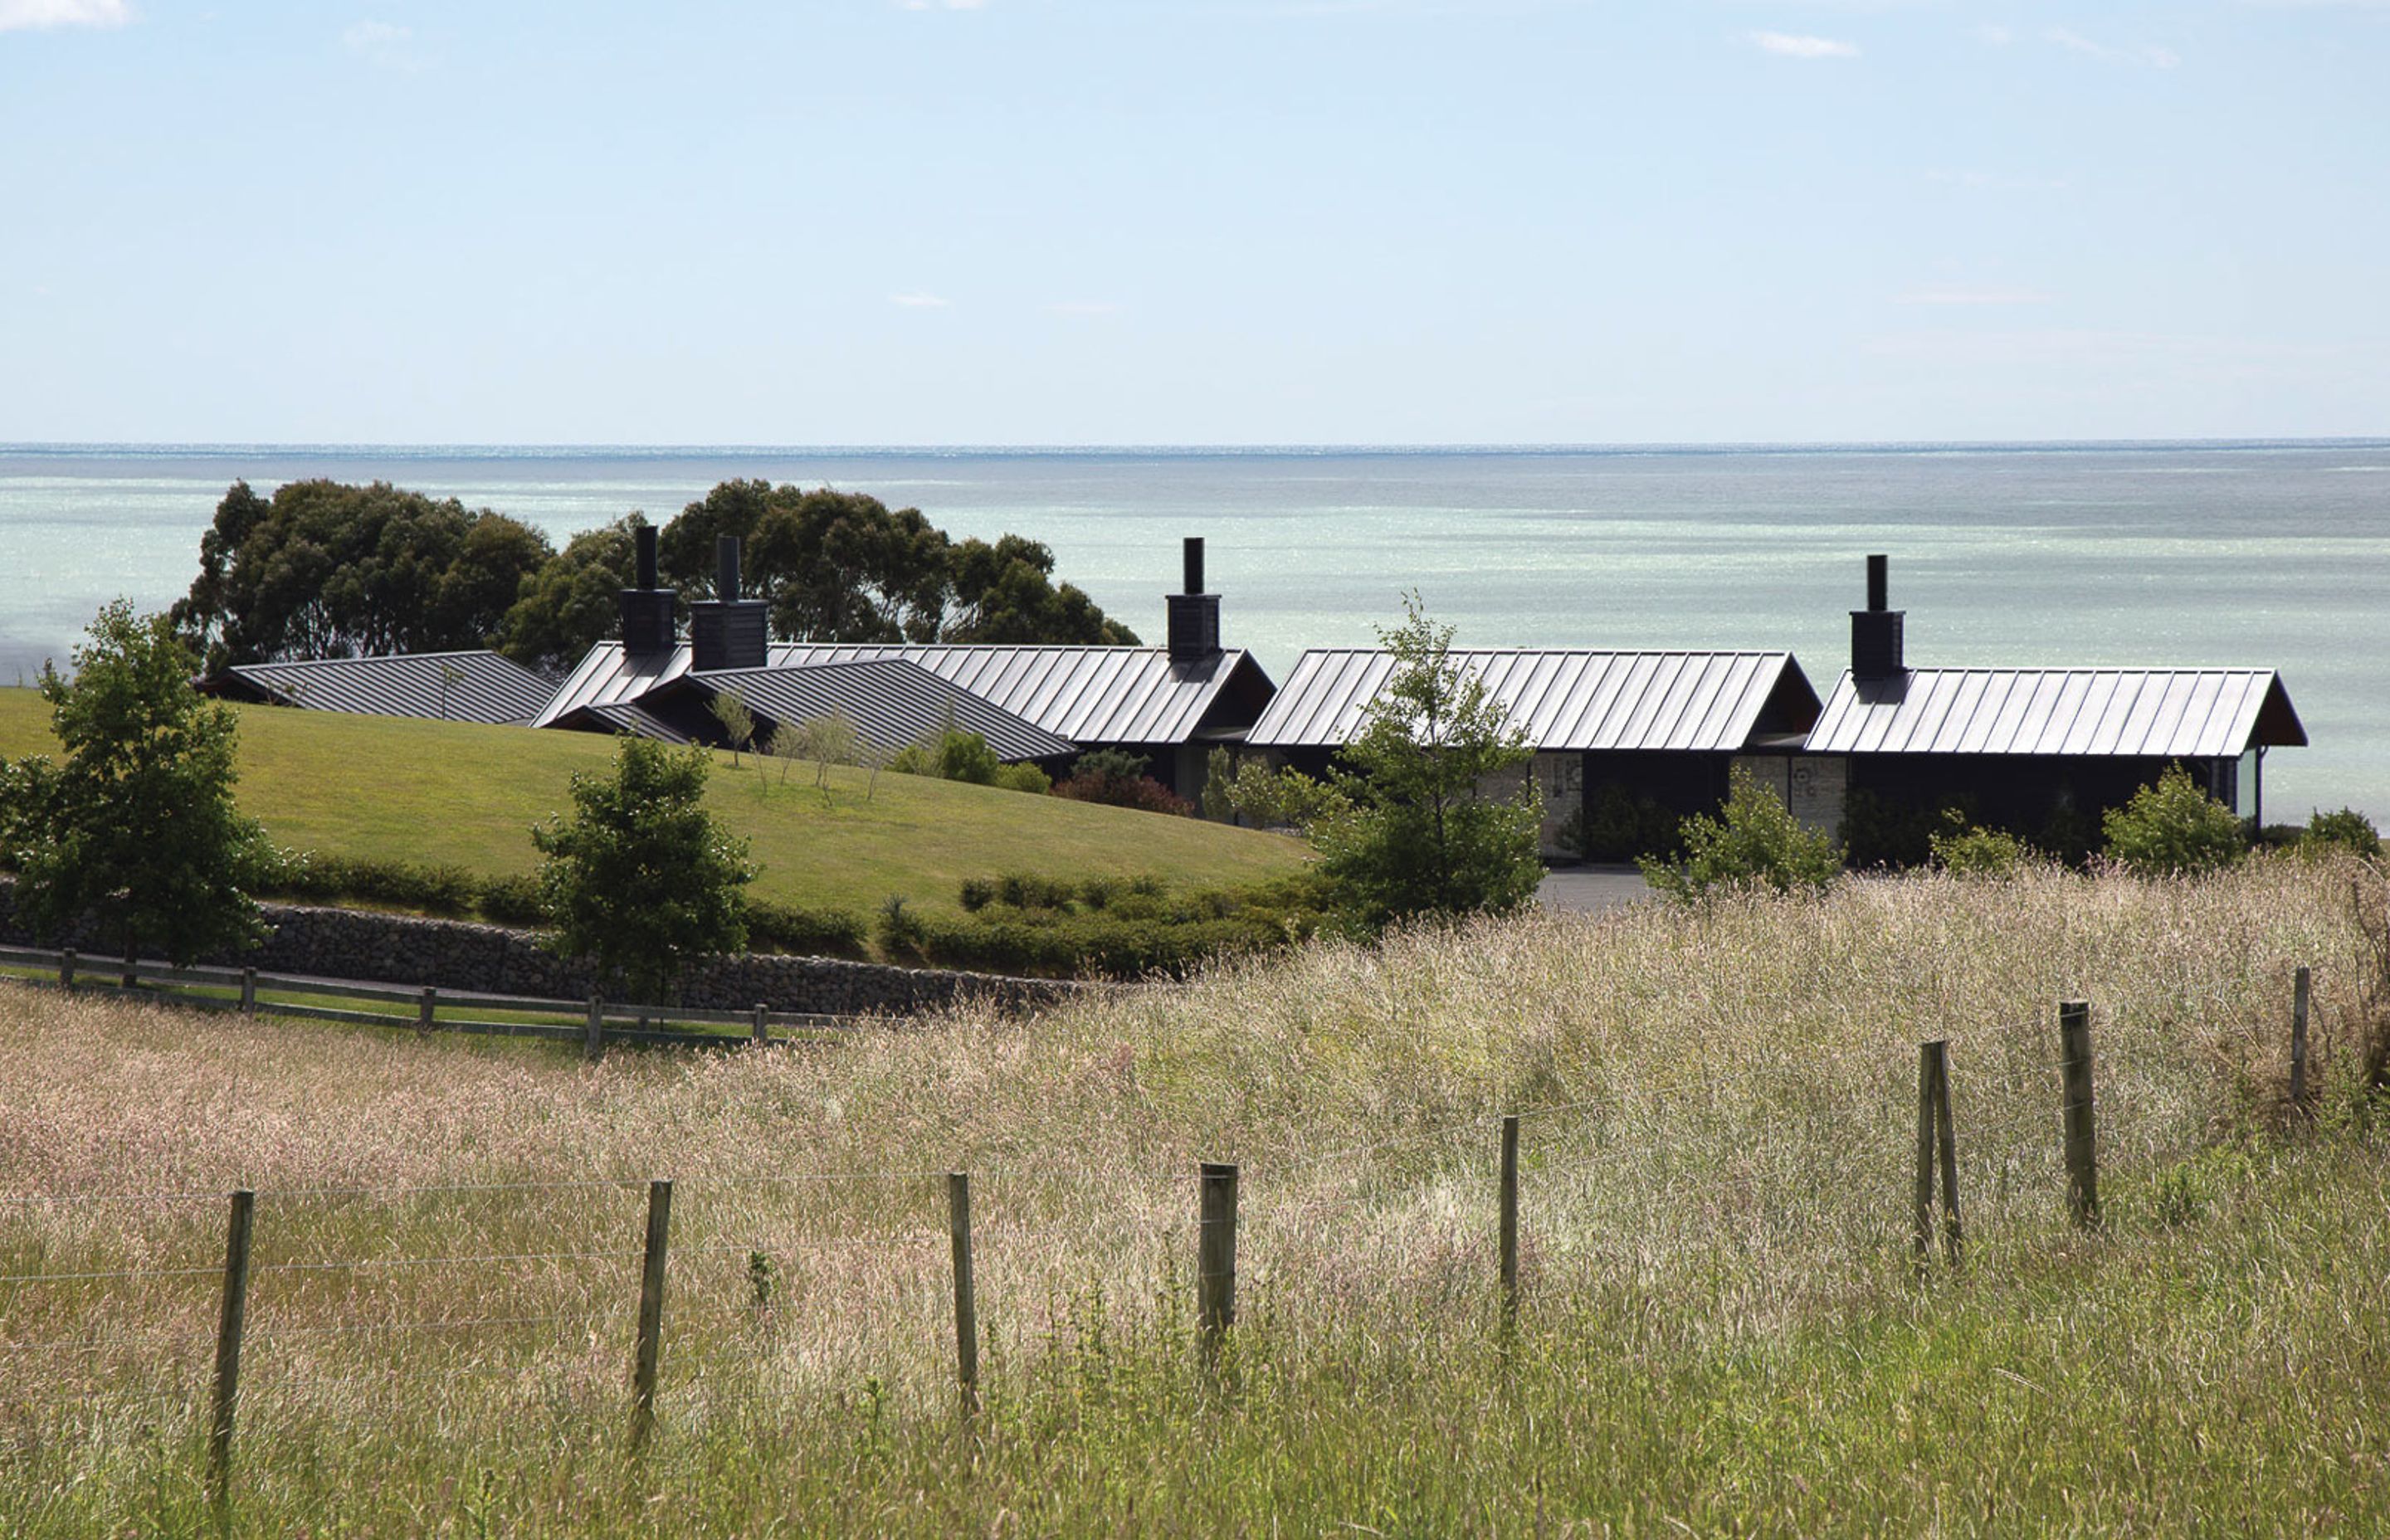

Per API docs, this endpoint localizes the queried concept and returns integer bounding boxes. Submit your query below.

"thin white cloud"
[1749,31,1859,58]
[1974,23,2012,46]
[1895,287,2053,306]
[0,0,129,32]
[2046,26,2179,68]
[343,19,420,70]
[889,292,952,309]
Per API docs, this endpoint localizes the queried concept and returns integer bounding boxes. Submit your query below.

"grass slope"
[0,687,1302,916]
[2,855,2386,1533]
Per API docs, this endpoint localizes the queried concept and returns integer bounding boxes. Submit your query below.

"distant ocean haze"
[2,441,2384,821]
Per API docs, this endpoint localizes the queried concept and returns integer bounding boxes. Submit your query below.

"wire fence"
[0,979,2328,1515]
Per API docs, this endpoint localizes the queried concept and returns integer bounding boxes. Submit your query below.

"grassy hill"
[2,857,2386,1533]
[0,687,1304,917]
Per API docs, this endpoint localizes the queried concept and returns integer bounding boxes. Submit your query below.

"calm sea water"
[3,441,2384,820]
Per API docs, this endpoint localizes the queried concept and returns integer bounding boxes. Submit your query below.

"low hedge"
[885,870,1326,979]
[252,850,870,961]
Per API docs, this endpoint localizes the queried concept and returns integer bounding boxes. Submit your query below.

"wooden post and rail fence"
[2,941,855,1050]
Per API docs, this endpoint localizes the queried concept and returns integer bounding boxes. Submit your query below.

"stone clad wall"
[0,880,1082,1017]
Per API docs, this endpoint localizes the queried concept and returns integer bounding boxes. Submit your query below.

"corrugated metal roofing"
[1805,668,2308,757]
[538,641,1266,746]
[222,651,557,726]
[533,643,698,729]
[1246,649,1814,753]
[682,659,1077,763]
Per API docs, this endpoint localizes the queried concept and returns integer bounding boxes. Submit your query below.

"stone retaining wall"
[0,879,1083,1017]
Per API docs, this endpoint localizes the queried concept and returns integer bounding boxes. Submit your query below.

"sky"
[2,0,2387,445]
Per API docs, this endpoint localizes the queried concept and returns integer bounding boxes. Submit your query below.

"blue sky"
[3,0,2385,444]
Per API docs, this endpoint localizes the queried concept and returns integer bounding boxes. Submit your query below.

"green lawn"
[0,688,1304,917]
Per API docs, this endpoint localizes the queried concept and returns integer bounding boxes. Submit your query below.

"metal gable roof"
[677,659,1077,763]
[1805,668,2308,757]
[221,651,558,726]
[535,641,1267,745]
[1245,649,1815,753]
[532,642,697,729]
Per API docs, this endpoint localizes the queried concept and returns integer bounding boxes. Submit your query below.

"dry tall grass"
[2,852,2384,1533]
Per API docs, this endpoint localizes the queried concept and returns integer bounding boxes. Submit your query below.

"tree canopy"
[531,738,754,1001]
[175,477,1138,678]
[1,602,268,966]
[172,480,553,673]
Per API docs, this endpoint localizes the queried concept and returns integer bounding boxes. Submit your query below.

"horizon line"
[4,436,2388,457]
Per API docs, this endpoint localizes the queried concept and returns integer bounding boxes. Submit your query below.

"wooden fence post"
[240,967,256,1017]
[752,1003,769,1045]
[1932,1041,1962,1265]
[60,948,76,991]
[585,995,603,1062]
[417,987,437,1036]
[949,1172,978,1414]
[207,1188,256,1517]
[2291,965,2311,1115]
[1498,1114,1520,1328]
[1913,1041,1937,1267]
[628,1178,673,1453]
[1197,1162,1238,1374]
[2057,1001,2099,1230]
[120,943,136,991]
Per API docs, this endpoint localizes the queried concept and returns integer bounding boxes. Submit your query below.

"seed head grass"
[3,851,2387,1533]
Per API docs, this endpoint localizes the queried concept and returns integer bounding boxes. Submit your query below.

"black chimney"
[1166,536,1222,665]
[716,534,742,602]
[1851,553,1905,680]
[690,534,770,672]
[618,524,676,655]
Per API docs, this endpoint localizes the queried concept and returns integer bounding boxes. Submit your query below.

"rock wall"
[0,879,1083,1017]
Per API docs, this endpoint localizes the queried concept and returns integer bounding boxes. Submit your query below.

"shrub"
[1569,783,1681,862]
[251,851,481,917]
[994,872,1076,910]
[888,721,1001,786]
[993,763,1052,795]
[904,870,1329,977]
[2102,765,2248,878]
[1838,788,1979,870]
[475,872,550,927]
[1213,755,1345,832]
[2301,807,2382,860]
[533,738,754,1001]
[1928,812,2032,880]
[1641,766,1844,903]
[1052,772,1195,816]
[876,894,925,957]
[745,899,869,959]
[1309,595,1543,930]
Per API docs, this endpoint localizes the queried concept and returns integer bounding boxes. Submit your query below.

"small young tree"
[1308,594,1543,930]
[2,602,269,968]
[532,738,754,1001]
[2102,764,2247,877]
[799,709,861,790]
[710,688,757,768]
[1640,766,1843,903]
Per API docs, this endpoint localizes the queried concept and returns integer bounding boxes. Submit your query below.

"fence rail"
[0,942,870,1048]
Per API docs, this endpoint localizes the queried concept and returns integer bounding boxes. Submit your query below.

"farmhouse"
[1749,555,2309,840]
[1246,645,1824,854]
[536,531,1276,792]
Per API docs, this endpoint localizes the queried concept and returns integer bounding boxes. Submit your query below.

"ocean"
[3,441,2385,821]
